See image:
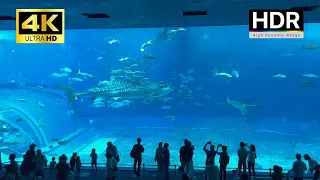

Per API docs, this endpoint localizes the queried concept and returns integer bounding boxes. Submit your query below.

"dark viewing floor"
[0,167,316,180]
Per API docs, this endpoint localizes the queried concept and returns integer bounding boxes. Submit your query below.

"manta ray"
[156,27,169,40]
[152,27,175,44]
[227,96,262,116]
[140,28,173,51]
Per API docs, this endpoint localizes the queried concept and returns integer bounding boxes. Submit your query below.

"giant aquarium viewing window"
[0,24,319,170]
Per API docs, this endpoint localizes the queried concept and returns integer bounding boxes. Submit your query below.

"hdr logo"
[16,9,65,44]
[249,10,304,39]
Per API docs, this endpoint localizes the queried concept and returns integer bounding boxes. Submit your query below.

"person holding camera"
[203,141,217,166]
[217,144,230,180]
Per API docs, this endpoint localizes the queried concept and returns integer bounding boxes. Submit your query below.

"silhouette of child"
[90,148,98,172]
[50,157,57,173]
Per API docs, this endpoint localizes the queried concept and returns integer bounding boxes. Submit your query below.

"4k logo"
[16,9,65,44]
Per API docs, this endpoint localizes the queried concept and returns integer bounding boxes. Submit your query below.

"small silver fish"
[161,106,172,110]
[272,74,286,78]
[69,77,84,82]
[15,99,27,102]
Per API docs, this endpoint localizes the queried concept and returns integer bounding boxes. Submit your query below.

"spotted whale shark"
[56,78,174,104]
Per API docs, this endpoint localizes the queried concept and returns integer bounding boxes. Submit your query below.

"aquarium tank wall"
[0,24,319,170]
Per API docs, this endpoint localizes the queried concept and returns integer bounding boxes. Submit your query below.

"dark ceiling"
[0,0,319,30]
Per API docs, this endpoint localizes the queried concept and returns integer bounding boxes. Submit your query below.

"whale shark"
[56,77,174,104]
[227,96,261,116]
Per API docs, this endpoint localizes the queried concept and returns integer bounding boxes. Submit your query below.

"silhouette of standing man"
[131,138,144,178]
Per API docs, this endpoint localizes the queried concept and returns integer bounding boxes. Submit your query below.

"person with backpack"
[130,138,144,178]
[217,144,229,180]
[106,153,118,180]
[32,149,47,179]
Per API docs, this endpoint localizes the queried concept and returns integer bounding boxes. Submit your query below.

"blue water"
[0,24,320,170]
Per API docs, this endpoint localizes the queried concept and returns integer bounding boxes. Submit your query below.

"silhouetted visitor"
[205,158,219,180]
[238,142,248,176]
[289,154,307,180]
[3,154,18,180]
[25,143,36,174]
[130,138,144,178]
[304,154,319,180]
[56,154,70,180]
[217,144,229,180]
[203,141,217,166]
[75,156,81,177]
[203,141,217,180]
[247,144,257,179]
[162,143,170,180]
[272,165,283,180]
[180,139,194,178]
[155,142,164,174]
[90,148,98,172]
[107,141,119,162]
[50,157,57,173]
[21,154,33,180]
[106,153,118,180]
[32,149,47,179]
[69,152,77,171]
